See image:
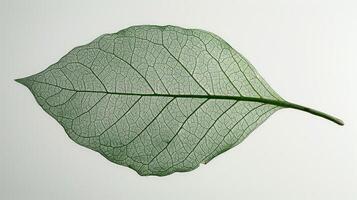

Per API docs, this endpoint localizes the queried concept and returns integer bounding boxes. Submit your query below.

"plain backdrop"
[1,0,356,199]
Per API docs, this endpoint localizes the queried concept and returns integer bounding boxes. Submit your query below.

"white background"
[1,0,356,199]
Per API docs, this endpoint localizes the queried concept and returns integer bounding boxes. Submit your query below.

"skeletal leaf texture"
[17,25,343,176]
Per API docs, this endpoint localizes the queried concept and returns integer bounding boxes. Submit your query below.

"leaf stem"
[280,101,344,126]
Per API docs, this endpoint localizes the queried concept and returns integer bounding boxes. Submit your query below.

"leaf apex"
[15,77,30,87]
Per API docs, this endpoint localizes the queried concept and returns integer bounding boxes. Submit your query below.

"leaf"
[16,25,343,176]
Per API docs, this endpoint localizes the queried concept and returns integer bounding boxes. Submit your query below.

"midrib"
[22,79,344,126]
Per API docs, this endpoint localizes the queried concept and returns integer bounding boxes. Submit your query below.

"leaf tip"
[15,77,29,87]
[15,78,24,84]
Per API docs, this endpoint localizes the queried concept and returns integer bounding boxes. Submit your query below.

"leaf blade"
[17,25,343,176]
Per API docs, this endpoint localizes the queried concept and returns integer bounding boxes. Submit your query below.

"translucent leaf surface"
[17,25,343,176]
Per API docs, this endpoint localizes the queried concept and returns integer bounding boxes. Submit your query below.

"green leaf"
[16,25,343,176]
